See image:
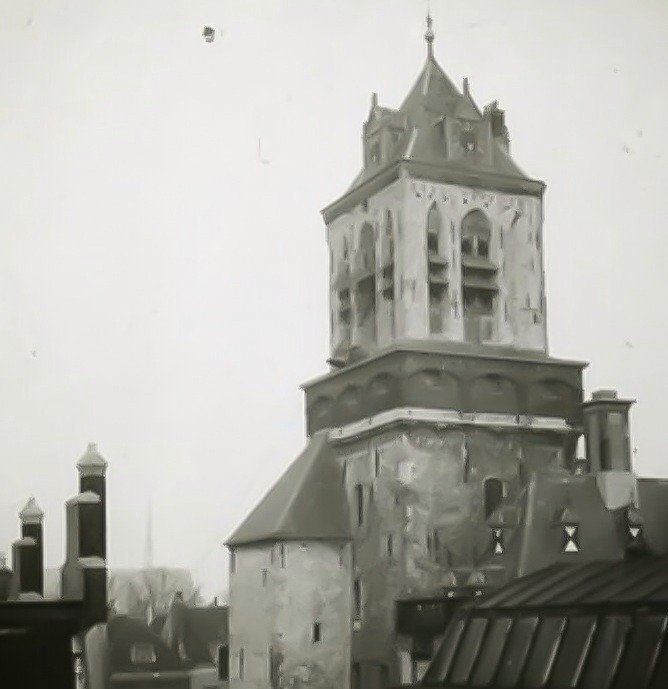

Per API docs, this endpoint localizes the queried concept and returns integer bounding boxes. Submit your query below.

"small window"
[355,484,365,526]
[130,643,156,664]
[477,238,489,258]
[386,534,394,557]
[563,525,580,553]
[239,648,245,680]
[427,232,439,254]
[484,478,504,519]
[374,448,381,477]
[262,568,268,586]
[278,544,286,568]
[353,578,363,621]
[313,622,322,643]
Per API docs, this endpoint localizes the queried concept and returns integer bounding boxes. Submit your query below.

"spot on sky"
[202,26,216,43]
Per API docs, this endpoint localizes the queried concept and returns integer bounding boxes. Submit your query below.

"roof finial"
[424,12,435,59]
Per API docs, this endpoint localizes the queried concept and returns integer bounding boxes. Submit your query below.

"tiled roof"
[422,555,668,689]
[225,431,351,546]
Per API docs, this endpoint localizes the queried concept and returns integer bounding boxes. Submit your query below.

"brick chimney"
[77,443,107,561]
[582,389,637,509]
[61,443,109,625]
[0,552,12,601]
[19,497,44,597]
[11,536,37,598]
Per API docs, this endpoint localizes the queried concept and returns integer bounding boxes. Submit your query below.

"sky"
[1,0,667,600]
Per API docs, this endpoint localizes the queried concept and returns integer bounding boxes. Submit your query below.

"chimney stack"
[583,389,638,510]
[582,389,635,473]
[19,497,44,597]
[11,536,37,597]
[77,443,107,560]
[0,552,12,602]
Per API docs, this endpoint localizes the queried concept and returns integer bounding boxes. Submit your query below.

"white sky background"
[0,0,667,600]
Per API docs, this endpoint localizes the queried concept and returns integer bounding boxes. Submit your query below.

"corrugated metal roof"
[422,555,668,689]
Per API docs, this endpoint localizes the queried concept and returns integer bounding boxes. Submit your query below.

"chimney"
[582,389,635,473]
[19,497,44,597]
[79,557,108,627]
[11,536,37,597]
[371,92,378,110]
[77,442,108,561]
[463,77,470,97]
[583,389,638,510]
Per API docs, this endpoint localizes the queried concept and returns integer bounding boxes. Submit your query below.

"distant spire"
[145,502,154,569]
[424,12,435,59]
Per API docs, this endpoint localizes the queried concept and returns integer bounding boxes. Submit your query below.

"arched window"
[483,478,504,519]
[461,209,491,259]
[358,223,376,273]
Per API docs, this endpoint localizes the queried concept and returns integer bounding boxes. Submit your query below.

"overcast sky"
[1,0,667,600]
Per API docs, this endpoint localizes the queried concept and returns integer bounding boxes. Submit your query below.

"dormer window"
[563,525,580,553]
[626,506,644,553]
[492,528,504,555]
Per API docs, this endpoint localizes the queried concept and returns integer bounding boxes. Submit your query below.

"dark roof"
[225,431,351,546]
[422,556,668,689]
[345,55,534,196]
[107,614,187,673]
[162,605,228,665]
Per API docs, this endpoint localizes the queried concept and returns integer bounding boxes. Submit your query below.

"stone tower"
[227,17,587,689]
[325,15,547,366]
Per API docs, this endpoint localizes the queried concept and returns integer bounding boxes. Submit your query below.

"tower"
[325,16,547,367]
[227,16,587,689]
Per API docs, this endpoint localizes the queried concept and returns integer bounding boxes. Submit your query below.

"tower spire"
[424,12,435,59]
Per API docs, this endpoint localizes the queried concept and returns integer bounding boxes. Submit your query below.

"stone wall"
[326,177,546,358]
[228,542,352,689]
[337,421,572,683]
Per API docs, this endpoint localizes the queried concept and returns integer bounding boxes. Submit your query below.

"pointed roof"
[226,431,351,546]
[19,497,44,523]
[77,442,107,474]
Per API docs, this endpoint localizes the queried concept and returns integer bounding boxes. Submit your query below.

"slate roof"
[345,54,531,195]
[107,614,188,673]
[162,604,228,665]
[422,555,668,689]
[225,430,351,546]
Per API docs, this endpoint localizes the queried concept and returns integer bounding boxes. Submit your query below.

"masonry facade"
[225,18,668,689]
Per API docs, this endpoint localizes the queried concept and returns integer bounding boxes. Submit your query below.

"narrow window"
[279,544,286,568]
[355,484,365,526]
[386,534,394,557]
[313,622,322,643]
[239,648,245,680]
[353,578,363,621]
[262,568,268,586]
[352,663,362,689]
[374,448,381,477]
[342,459,347,484]
[218,645,229,681]
[230,550,236,574]
[484,478,504,519]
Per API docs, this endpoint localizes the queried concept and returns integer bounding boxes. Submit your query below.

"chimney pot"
[463,77,470,96]
[592,389,618,401]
